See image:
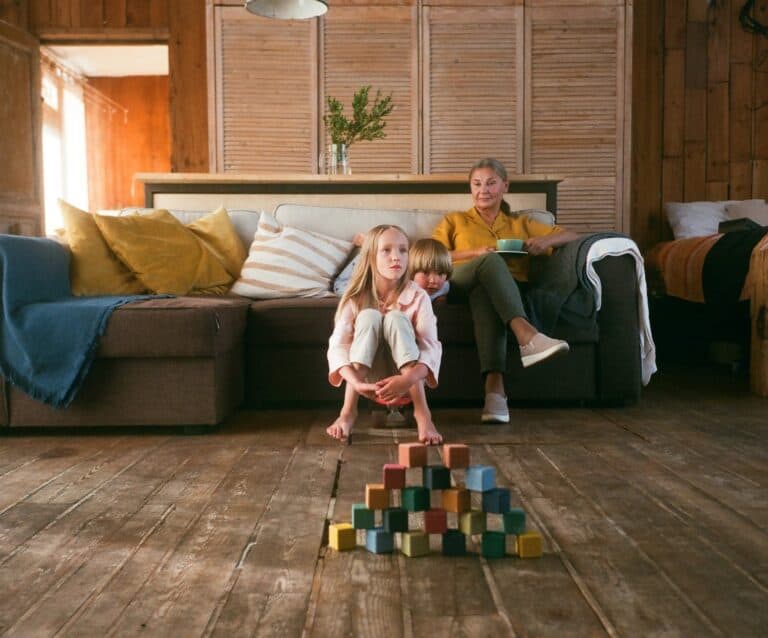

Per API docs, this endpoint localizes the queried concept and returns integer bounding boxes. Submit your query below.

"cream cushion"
[726,199,768,226]
[231,212,353,299]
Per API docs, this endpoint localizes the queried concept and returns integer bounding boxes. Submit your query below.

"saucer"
[496,250,528,255]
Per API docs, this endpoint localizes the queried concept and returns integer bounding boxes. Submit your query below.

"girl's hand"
[374,375,412,403]
[353,381,378,400]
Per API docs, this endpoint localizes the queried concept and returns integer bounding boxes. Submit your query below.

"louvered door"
[321,6,418,173]
[526,5,627,232]
[212,6,318,172]
[422,5,524,174]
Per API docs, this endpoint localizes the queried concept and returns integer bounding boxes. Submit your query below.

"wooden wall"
[86,76,170,210]
[633,0,768,250]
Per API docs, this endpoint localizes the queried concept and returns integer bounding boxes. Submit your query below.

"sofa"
[0,203,643,429]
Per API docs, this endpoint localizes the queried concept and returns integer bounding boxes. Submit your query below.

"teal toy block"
[442,528,466,556]
[383,463,406,490]
[422,464,451,490]
[366,527,394,554]
[482,487,511,513]
[383,507,409,533]
[402,531,430,557]
[503,508,526,535]
[465,465,496,492]
[424,508,447,534]
[481,531,506,558]
[351,503,375,529]
[402,486,430,512]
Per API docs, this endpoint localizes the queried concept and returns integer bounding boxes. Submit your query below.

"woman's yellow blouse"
[431,207,564,281]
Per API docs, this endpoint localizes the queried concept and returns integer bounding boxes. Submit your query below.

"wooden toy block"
[503,508,526,535]
[441,487,470,513]
[481,531,506,558]
[383,463,406,490]
[383,507,409,533]
[422,464,451,490]
[516,531,543,558]
[329,523,356,551]
[424,508,448,534]
[482,487,511,513]
[465,465,496,492]
[365,483,390,510]
[459,509,486,536]
[442,528,466,556]
[443,443,470,468]
[398,442,428,467]
[402,486,430,511]
[365,527,394,554]
[402,531,430,557]
[351,503,376,529]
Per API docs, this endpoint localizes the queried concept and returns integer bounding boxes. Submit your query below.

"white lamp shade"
[245,0,328,20]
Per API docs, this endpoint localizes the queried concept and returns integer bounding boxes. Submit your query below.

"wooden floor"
[1,365,767,637]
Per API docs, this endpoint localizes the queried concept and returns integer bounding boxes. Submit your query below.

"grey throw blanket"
[526,232,628,339]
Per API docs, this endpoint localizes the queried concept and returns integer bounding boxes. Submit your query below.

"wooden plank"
[684,140,706,201]
[707,2,729,84]
[664,0,686,49]
[663,49,685,157]
[706,81,729,182]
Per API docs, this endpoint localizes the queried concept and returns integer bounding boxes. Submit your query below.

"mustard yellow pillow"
[187,206,247,278]
[93,209,233,295]
[59,200,146,296]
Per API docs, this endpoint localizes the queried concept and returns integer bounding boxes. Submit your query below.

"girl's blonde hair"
[336,225,410,320]
[408,238,453,279]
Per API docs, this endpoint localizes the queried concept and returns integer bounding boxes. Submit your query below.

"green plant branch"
[324,85,394,146]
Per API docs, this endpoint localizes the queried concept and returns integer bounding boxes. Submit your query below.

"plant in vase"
[323,85,394,174]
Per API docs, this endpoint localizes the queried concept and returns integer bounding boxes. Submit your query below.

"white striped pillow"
[231,212,353,299]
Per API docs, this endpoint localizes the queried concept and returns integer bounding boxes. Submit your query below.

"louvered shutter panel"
[214,7,316,172]
[321,6,417,173]
[527,5,627,232]
[423,6,524,174]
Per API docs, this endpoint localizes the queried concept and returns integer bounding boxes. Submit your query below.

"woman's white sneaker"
[481,392,510,423]
[520,333,569,368]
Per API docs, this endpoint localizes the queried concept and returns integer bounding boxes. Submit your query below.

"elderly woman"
[432,158,579,424]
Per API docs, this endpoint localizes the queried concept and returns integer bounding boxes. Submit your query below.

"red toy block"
[424,508,448,534]
[365,483,390,510]
[383,463,406,489]
[398,442,428,468]
[443,443,470,469]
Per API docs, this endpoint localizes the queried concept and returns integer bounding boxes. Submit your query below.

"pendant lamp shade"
[244,0,328,19]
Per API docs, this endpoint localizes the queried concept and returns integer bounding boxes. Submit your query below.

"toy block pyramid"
[329,442,543,559]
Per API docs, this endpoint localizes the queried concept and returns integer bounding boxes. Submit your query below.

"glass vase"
[328,143,351,175]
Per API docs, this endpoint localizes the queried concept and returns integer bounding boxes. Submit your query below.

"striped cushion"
[231,212,353,299]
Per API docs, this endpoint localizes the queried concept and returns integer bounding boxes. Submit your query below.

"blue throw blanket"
[0,234,155,408]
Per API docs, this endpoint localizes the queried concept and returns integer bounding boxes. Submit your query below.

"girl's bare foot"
[414,412,442,445]
[326,414,355,442]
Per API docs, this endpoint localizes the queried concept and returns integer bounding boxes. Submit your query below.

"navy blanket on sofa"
[0,234,155,408]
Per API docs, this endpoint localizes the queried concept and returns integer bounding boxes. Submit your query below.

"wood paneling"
[632,0,768,250]
[86,76,170,210]
[0,0,29,29]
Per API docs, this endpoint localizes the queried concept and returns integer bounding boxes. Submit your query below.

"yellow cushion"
[93,209,233,295]
[59,200,146,296]
[187,206,247,278]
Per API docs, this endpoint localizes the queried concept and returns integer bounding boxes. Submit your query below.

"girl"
[326,225,443,445]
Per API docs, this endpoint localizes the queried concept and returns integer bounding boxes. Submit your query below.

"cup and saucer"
[496,238,527,255]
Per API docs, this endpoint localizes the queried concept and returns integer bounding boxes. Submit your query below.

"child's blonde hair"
[408,238,453,279]
[336,225,410,320]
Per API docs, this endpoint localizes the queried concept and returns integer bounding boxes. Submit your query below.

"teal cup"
[496,238,524,252]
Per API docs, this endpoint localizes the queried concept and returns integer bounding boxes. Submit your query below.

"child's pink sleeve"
[327,302,355,387]
[413,292,442,388]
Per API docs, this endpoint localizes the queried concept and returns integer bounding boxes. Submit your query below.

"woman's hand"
[523,235,551,256]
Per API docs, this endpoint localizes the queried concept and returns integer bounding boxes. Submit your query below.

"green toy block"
[329,523,356,551]
[383,507,409,533]
[459,509,486,536]
[402,486,430,511]
[442,528,466,556]
[481,531,506,558]
[402,531,430,557]
[503,508,526,535]
[482,487,511,513]
[351,503,375,529]
[422,464,451,489]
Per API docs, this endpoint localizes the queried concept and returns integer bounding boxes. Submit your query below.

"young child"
[326,225,443,445]
[408,238,453,302]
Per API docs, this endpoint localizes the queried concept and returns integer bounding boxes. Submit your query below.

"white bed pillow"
[231,212,353,299]
[664,201,729,239]
[726,199,768,226]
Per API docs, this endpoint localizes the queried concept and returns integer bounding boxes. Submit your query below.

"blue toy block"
[402,486,430,512]
[351,503,376,529]
[503,508,526,535]
[442,528,466,556]
[482,487,511,513]
[383,507,409,533]
[366,527,394,554]
[423,464,451,490]
[465,465,496,492]
[481,531,506,558]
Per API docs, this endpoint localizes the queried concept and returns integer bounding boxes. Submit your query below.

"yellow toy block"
[441,487,470,513]
[365,483,390,510]
[402,531,430,557]
[329,523,356,551]
[516,531,543,558]
[458,509,486,536]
